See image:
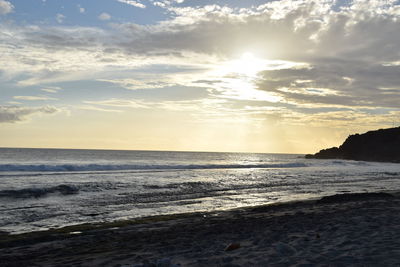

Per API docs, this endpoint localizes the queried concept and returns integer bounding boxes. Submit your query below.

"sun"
[209,52,281,102]
[222,52,268,77]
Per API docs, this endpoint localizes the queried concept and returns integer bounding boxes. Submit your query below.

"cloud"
[0,0,13,15]
[83,97,229,116]
[41,86,62,93]
[2,1,399,63]
[56,13,65,23]
[100,1,400,64]
[98,12,111,21]
[0,105,59,123]
[77,5,85,14]
[99,5,319,58]
[84,99,150,109]
[153,2,167,8]
[98,78,172,90]
[14,95,58,101]
[78,105,123,113]
[117,0,146,9]
[257,50,400,109]
[7,101,22,105]
[153,0,184,8]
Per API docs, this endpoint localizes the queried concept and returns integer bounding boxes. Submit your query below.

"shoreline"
[1,191,400,266]
[2,190,397,237]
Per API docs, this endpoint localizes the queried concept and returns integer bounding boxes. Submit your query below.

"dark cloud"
[257,59,400,108]
[192,79,223,85]
[0,106,59,123]
[22,27,105,50]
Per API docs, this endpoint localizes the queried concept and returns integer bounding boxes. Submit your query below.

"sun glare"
[209,52,281,102]
[224,52,268,77]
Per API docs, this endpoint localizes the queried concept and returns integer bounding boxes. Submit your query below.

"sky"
[0,0,399,153]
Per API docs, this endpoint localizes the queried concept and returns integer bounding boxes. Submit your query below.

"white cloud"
[98,12,111,21]
[98,78,172,90]
[153,0,183,8]
[84,99,150,109]
[78,105,123,113]
[77,5,85,14]
[56,13,65,23]
[0,0,13,15]
[0,105,59,123]
[7,101,22,105]
[41,86,62,93]
[14,95,58,101]
[153,2,167,8]
[117,0,146,9]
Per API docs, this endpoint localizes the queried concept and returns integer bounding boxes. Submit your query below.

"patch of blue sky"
[43,80,131,104]
[0,95,58,108]
[6,0,170,27]
[129,84,210,101]
[0,74,36,104]
[23,80,210,104]
[331,0,352,11]
[0,86,25,105]
[359,108,398,115]
[91,79,210,102]
[0,80,121,105]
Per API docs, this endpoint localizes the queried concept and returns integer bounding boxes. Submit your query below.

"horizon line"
[0,146,305,155]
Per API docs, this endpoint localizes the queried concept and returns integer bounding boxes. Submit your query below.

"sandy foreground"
[1,192,400,266]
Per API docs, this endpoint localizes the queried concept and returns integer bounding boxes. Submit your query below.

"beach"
[1,192,399,266]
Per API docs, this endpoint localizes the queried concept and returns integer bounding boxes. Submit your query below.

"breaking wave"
[0,162,308,172]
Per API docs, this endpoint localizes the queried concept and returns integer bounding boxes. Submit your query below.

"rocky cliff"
[305,127,400,163]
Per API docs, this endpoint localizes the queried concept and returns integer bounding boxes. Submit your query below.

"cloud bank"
[0,0,399,131]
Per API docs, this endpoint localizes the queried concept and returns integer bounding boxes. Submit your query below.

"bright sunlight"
[210,52,282,102]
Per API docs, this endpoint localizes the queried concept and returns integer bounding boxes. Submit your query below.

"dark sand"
[1,192,400,266]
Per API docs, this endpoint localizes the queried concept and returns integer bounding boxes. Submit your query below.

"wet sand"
[1,192,400,266]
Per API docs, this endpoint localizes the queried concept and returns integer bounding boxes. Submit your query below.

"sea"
[1,148,400,234]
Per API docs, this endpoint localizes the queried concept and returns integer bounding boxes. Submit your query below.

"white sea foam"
[0,162,308,172]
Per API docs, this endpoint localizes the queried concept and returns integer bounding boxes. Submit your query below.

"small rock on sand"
[225,242,241,251]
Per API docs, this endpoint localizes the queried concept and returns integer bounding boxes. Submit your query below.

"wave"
[0,184,79,199]
[0,162,308,172]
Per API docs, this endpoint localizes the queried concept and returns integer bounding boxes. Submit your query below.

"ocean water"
[1,148,400,234]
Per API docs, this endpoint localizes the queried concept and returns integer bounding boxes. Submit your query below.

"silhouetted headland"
[306,126,400,163]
